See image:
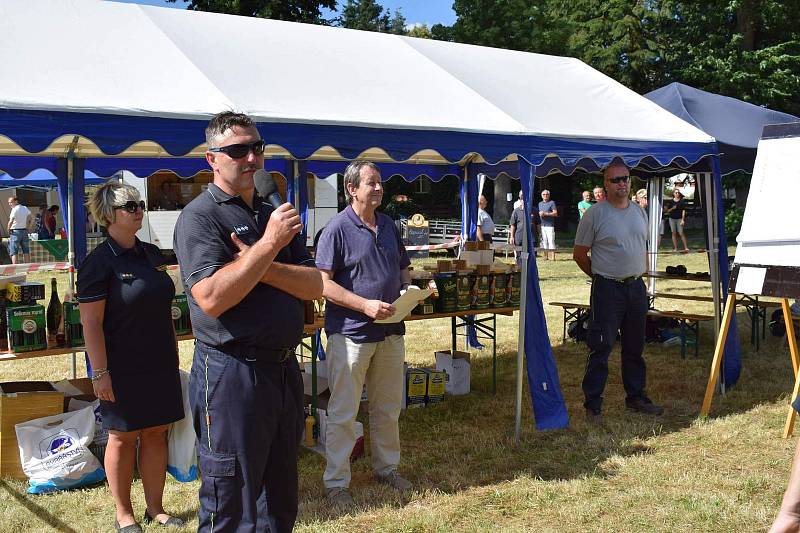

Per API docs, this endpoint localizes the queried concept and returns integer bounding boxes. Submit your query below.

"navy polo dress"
[77,237,183,432]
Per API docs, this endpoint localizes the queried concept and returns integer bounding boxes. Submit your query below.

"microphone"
[254,169,284,209]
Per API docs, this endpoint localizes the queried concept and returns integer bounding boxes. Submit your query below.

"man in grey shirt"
[573,161,663,423]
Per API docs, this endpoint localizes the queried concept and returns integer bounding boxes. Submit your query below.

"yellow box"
[404,368,427,409]
[425,369,447,405]
[0,382,64,479]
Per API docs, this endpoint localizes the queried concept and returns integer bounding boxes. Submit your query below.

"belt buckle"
[279,348,293,363]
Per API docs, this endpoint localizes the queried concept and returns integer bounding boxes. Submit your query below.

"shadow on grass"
[0,479,80,533]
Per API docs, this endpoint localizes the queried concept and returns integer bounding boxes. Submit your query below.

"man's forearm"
[323,278,369,314]
[191,240,279,318]
[573,248,593,277]
[261,263,323,300]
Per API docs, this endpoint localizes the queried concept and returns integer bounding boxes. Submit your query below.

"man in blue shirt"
[315,161,413,511]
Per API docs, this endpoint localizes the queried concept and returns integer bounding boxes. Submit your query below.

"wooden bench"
[646,310,714,358]
[650,291,780,350]
[549,301,713,358]
[549,302,590,343]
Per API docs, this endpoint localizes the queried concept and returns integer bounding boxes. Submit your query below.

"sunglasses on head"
[114,200,146,213]
[609,175,630,184]
[208,140,266,159]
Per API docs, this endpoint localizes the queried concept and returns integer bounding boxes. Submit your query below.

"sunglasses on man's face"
[114,200,146,213]
[208,140,266,159]
[608,175,630,184]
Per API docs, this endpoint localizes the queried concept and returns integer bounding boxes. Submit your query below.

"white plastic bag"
[68,398,108,446]
[15,405,105,494]
[167,369,197,482]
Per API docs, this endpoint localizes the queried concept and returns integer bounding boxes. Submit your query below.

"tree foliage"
[169,0,336,24]
[338,0,407,34]
[444,0,799,115]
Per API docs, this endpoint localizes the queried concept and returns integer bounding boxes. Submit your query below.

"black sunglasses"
[114,200,146,213]
[208,140,266,159]
[609,175,630,184]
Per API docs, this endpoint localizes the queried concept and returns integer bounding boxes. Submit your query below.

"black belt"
[10,228,27,232]
[596,274,642,285]
[200,341,296,363]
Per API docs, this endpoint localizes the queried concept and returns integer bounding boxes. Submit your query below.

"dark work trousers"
[582,275,649,411]
[190,342,304,533]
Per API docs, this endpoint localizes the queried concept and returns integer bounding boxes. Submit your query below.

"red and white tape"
[0,262,72,275]
[405,241,460,251]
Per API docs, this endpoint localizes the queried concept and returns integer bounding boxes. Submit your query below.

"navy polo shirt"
[173,183,315,350]
[315,205,411,343]
[76,236,178,376]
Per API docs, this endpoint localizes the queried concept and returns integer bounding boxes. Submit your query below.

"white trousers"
[323,334,405,489]
[541,226,556,250]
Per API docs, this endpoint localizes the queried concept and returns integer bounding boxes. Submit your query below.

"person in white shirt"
[7,197,32,264]
[477,195,495,242]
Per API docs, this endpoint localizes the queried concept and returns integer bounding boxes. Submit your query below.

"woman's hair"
[86,181,140,227]
[635,189,647,199]
[47,205,59,213]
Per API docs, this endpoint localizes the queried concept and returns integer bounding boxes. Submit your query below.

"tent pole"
[647,177,664,294]
[66,136,78,379]
[292,160,300,207]
[514,163,530,443]
[703,171,723,390]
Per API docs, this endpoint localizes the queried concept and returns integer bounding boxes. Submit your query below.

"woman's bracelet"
[90,368,109,383]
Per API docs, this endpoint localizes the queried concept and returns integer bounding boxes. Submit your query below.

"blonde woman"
[78,181,184,532]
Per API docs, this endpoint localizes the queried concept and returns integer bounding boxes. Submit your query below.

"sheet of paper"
[735,266,767,295]
[374,288,434,323]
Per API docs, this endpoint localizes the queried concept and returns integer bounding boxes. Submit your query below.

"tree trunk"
[737,0,759,51]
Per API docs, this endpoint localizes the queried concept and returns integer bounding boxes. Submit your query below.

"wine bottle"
[46,277,62,344]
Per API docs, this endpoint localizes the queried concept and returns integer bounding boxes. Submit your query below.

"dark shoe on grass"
[586,408,603,424]
[114,520,143,533]
[375,470,413,491]
[143,511,184,528]
[327,486,355,512]
[626,397,664,415]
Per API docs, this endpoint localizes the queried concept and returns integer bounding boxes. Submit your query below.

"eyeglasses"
[208,140,266,159]
[114,200,146,213]
[609,175,630,184]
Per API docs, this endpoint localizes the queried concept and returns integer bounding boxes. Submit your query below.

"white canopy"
[0,0,713,160]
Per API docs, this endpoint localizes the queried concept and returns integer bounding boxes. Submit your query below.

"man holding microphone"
[174,111,322,532]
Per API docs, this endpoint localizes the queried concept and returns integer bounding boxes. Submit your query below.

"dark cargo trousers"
[190,342,304,533]
[582,275,649,411]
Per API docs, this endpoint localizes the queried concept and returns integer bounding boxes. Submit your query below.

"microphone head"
[253,169,277,199]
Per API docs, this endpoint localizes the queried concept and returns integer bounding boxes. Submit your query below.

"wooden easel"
[700,295,800,437]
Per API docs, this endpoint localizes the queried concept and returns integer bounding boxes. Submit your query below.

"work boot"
[326,487,355,512]
[626,397,664,415]
[375,470,413,491]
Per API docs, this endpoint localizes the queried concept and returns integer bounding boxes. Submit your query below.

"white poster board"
[734,126,800,268]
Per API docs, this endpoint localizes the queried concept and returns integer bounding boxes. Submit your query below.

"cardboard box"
[404,367,427,409]
[425,369,447,404]
[0,381,64,479]
[435,350,471,395]
[52,378,96,410]
[6,304,47,352]
[459,250,481,267]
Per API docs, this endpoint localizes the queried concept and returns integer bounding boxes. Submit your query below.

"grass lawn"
[0,240,795,532]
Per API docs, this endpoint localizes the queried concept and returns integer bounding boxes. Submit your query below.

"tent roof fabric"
[644,82,799,174]
[0,0,713,164]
